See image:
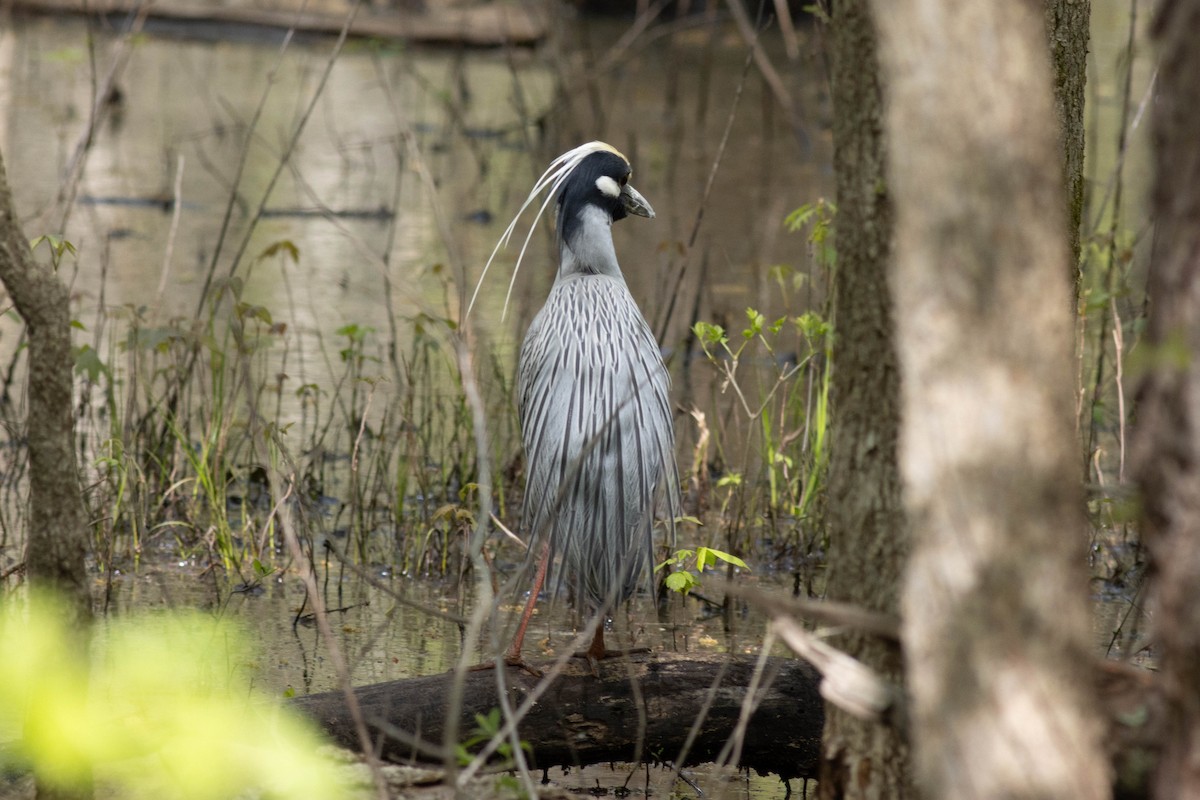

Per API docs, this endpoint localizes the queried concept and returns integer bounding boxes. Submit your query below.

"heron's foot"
[572,646,651,675]
[505,653,544,678]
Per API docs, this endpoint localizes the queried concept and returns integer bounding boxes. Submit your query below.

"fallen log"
[5,0,548,46]
[291,652,824,781]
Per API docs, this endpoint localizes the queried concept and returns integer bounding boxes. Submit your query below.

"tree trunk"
[1044,0,1091,278]
[869,1,1111,798]
[819,0,911,797]
[0,150,90,622]
[291,652,825,780]
[0,153,92,800]
[1131,1,1200,796]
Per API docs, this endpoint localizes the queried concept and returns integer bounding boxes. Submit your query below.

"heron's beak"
[621,183,655,219]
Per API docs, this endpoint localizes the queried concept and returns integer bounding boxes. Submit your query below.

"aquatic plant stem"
[1083,0,1137,479]
[154,155,186,307]
[276,472,389,800]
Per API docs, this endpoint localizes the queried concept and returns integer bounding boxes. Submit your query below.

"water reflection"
[100,556,786,693]
[99,554,805,798]
[0,11,831,414]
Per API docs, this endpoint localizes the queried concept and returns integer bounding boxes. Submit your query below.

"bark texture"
[0,152,91,800]
[819,0,911,797]
[0,150,90,622]
[1131,1,1200,796]
[869,1,1110,798]
[1044,0,1091,274]
[291,652,824,780]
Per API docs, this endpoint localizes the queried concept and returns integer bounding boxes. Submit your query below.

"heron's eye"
[620,174,629,187]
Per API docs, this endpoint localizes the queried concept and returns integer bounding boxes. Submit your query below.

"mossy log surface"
[292,652,824,780]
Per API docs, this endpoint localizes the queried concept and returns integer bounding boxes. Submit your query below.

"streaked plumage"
[485,142,679,665]
[519,270,677,611]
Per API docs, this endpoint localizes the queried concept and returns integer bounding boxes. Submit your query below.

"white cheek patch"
[595,175,621,198]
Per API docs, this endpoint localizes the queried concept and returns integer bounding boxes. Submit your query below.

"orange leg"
[580,623,609,676]
[586,624,606,662]
[579,620,649,673]
[504,538,551,665]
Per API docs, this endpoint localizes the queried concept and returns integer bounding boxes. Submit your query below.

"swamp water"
[1,9,831,798]
[0,2,1155,797]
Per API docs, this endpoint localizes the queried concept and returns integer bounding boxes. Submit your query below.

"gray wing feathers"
[517,274,679,611]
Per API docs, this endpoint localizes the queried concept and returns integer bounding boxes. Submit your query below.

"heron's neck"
[557,204,622,279]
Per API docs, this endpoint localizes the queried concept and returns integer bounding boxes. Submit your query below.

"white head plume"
[466,141,628,320]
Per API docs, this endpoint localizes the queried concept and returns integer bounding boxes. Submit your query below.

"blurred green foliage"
[0,591,351,799]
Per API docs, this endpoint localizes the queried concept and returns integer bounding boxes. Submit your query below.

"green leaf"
[742,308,765,339]
[74,345,108,382]
[705,551,744,568]
[664,571,697,595]
[656,548,694,572]
[697,547,750,571]
[783,203,816,232]
[236,303,273,325]
[692,321,727,346]
[258,240,300,264]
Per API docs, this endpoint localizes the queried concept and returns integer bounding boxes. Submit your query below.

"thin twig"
[54,1,151,231]
[154,154,186,307]
[321,539,468,625]
[655,39,756,342]
[774,0,800,60]
[714,626,777,770]
[716,578,902,641]
[275,468,390,800]
[1112,298,1126,483]
[723,0,800,131]
[214,0,363,302]
[1083,0,1138,476]
[665,655,733,789]
[193,8,306,315]
[446,339,505,796]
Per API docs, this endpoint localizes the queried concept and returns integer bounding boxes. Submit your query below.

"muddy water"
[96,557,799,798]
[0,11,831,404]
[0,13,829,795]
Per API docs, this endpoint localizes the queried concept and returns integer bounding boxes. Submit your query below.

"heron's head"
[555,147,655,238]
[553,145,653,277]
[468,141,655,316]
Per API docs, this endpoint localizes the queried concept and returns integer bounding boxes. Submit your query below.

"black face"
[556,151,633,241]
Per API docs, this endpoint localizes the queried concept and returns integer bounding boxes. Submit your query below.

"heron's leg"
[577,620,650,674]
[504,537,550,665]
[581,625,606,675]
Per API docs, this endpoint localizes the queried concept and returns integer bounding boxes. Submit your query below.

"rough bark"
[1131,1,1200,797]
[869,1,1111,798]
[1044,0,1091,277]
[0,151,90,623]
[292,652,824,781]
[0,153,92,800]
[819,0,911,797]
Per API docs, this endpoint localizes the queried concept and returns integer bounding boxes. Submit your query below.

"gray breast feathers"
[517,274,679,610]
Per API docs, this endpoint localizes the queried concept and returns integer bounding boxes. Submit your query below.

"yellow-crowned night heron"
[481,142,679,667]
